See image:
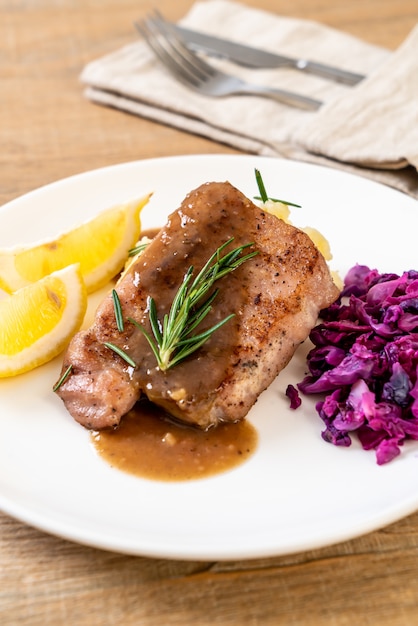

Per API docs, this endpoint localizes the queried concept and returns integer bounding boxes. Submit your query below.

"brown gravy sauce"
[91,399,258,482]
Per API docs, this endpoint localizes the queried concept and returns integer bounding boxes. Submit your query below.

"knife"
[173,24,365,86]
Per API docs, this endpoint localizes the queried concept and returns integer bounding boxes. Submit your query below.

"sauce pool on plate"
[91,399,258,481]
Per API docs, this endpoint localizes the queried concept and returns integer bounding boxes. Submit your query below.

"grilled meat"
[55,181,339,429]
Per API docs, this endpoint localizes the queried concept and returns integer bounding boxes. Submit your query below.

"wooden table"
[1,2,418,624]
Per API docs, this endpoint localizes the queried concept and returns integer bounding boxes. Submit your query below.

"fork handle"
[238,83,322,111]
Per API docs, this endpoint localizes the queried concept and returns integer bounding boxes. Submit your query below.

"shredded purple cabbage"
[286,384,302,409]
[297,264,418,465]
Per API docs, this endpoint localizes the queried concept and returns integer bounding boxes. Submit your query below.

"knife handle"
[298,59,365,86]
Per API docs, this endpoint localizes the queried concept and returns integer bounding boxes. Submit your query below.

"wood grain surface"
[1,1,418,624]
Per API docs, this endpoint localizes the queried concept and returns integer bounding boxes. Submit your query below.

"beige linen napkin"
[81,0,418,199]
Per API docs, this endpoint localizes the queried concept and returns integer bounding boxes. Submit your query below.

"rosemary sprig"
[254,168,301,208]
[131,238,258,371]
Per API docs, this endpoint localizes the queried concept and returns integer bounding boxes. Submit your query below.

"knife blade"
[173,24,365,86]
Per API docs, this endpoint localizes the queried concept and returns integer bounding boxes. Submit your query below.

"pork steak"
[55,181,339,430]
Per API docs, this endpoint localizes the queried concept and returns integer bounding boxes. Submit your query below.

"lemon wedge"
[0,264,87,378]
[0,195,151,294]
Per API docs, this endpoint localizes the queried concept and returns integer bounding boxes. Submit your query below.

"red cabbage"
[297,264,418,465]
[285,384,302,409]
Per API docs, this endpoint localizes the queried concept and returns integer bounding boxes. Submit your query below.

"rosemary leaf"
[255,168,268,203]
[53,364,73,392]
[177,313,235,347]
[112,289,124,332]
[128,241,149,257]
[148,296,163,346]
[104,342,136,368]
[254,195,301,208]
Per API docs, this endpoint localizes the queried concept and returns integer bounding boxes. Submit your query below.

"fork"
[135,14,322,111]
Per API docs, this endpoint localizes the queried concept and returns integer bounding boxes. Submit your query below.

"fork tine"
[147,11,216,78]
[146,18,208,82]
[135,19,203,87]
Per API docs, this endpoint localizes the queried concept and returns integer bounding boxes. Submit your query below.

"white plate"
[1,154,418,561]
